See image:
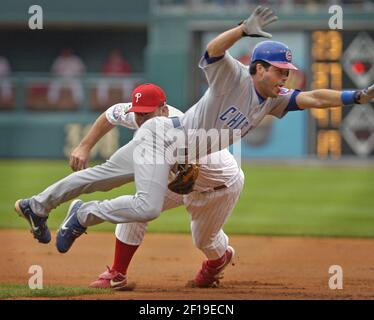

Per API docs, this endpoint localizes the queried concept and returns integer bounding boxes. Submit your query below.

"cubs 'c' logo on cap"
[285,50,292,62]
[135,92,142,103]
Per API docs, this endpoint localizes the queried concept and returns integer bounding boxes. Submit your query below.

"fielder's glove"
[355,84,374,104]
[240,6,278,38]
[168,163,199,195]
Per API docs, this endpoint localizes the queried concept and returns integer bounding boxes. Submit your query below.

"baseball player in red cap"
[89,84,243,289]
[16,82,243,288]
[15,5,374,287]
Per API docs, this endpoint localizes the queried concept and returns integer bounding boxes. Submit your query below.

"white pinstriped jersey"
[105,103,240,191]
[106,103,184,129]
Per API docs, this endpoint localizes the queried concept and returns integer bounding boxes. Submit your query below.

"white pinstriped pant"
[31,149,243,259]
[31,150,243,260]
[30,116,244,259]
[115,169,244,260]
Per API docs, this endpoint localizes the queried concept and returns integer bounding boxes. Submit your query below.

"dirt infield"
[1,230,374,299]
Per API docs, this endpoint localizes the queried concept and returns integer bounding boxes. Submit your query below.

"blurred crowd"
[158,0,373,5]
[0,49,136,110]
[0,56,12,106]
[157,0,374,10]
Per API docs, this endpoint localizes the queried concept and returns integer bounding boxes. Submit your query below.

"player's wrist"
[237,22,249,37]
[77,141,94,151]
[341,90,361,105]
[354,90,363,104]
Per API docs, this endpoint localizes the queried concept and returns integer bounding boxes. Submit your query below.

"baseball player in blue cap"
[15,6,374,288]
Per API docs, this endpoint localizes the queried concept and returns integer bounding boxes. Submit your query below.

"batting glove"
[240,6,278,38]
[356,84,374,104]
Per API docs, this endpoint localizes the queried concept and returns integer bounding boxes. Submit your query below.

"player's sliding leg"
[88,221,149,290]
[89,191,183,289]
[187,170,244,287]
[56,158,171,253]
[89,236,139,290]
[14,140,136,244]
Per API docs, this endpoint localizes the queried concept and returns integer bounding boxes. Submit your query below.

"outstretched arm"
[207,27,244,58]
[296,84,374,109]
[207,6,278,58]
[296,90,344,109]
[70,112,115,171]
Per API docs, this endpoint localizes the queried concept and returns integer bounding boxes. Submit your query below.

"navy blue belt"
[171,116,182,128]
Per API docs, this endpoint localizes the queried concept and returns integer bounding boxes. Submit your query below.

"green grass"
[1,160,374,237]
[0,283,112,298]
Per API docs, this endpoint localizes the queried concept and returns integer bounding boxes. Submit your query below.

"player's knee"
[134,197,161,222]
[139,207,160,221]
[192,237,210,251]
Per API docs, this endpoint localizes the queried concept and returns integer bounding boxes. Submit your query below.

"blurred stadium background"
[0,0,374,236]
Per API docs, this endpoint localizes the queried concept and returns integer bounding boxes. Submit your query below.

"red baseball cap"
[128,83,166,113]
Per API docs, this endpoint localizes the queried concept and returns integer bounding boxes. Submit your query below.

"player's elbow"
[309,91,333,108]
[206,41,215,57]
[206,41,223,59]
[312,99,331,109]
[307,99,324,109]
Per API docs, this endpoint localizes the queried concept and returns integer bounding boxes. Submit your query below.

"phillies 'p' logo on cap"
[135,92,142,103]
[128,83,167,113]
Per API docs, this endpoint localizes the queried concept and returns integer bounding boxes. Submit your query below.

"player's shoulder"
[278,87,292,96]
[110,102,132,110]
[167,104,184,117]
[141,115,170,128]
[107,102,131,119]
[268,88,294,105]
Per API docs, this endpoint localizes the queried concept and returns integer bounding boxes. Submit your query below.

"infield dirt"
[1,230,374,299]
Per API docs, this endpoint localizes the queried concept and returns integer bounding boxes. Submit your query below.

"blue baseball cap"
[251,41,298,70]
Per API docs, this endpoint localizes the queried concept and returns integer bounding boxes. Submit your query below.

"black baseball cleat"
[14,199,51,244]
[56,199,87,253]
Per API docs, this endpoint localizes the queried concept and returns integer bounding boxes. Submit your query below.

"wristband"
[341,90,359,105]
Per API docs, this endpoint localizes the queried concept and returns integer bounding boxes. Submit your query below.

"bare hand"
[69,145,91,171]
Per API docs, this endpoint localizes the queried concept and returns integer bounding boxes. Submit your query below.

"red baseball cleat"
[194,246,235,288]
[89,266,127,290]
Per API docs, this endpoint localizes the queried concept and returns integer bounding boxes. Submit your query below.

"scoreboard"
[309,30,374,159]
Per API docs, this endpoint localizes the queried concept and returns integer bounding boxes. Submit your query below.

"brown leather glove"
[168,163,199,195]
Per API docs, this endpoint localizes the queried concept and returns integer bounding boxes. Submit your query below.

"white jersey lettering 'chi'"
[180,51,299,149]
